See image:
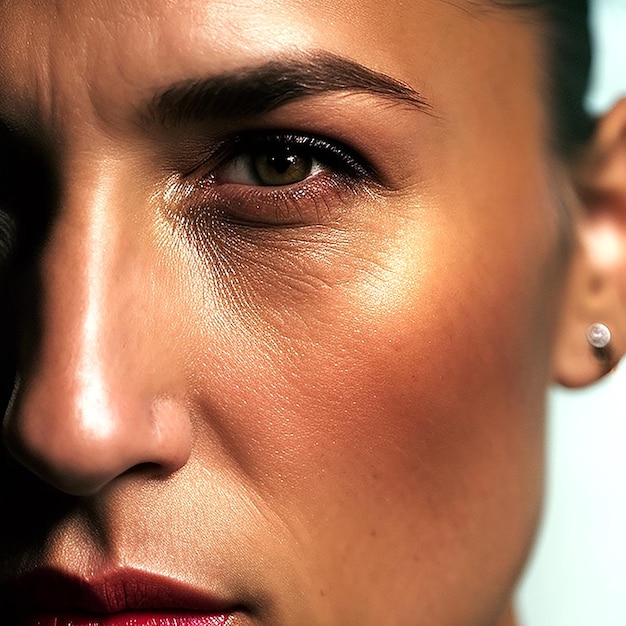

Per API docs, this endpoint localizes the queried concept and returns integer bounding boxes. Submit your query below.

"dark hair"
[495,0,593,155]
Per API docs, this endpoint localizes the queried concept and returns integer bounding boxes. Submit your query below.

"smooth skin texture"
[1,1,626,625]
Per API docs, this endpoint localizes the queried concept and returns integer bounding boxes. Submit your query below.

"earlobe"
[552,97,626,388]
[551,247,623,388]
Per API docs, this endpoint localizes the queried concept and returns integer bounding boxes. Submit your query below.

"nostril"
[117,461,180,484]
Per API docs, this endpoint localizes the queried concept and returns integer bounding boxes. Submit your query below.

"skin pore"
[1,1,620,625]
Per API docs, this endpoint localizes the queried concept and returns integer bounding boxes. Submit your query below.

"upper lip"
[0,567,243,615]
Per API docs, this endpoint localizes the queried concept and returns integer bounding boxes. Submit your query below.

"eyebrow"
[143,52,432,128]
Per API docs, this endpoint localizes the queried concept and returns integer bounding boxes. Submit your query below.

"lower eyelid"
[179,172,358,228]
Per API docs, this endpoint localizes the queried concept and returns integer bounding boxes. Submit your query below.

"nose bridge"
[4,158,192,495]
[37,160,138,409]
[47,170,122,437]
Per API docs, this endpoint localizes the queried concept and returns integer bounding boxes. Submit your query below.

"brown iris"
[253,147,313,186]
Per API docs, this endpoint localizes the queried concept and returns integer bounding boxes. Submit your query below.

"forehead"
[0,0,537,126]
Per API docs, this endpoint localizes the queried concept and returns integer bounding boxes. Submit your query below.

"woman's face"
[0,1,571,624]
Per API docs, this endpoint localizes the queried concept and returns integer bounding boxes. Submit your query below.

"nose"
[2,176,192,496]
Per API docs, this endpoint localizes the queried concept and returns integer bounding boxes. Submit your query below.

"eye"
[217,143,322,187]
[211,133,371,189]
[176,132,376,228]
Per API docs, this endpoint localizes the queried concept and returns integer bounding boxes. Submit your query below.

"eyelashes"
[178,131,377,227]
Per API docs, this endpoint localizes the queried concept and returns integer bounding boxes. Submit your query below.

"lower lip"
[18,613,235,626]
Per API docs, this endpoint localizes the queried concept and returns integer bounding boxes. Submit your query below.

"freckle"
[372,473,380,480]
[370,529,377,538]
[320,589,326,597]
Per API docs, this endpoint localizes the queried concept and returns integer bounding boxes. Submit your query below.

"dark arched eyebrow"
[143,52,432,128]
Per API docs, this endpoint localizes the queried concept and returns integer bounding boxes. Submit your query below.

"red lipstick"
[19,614,233,626]
[1,568,246,626]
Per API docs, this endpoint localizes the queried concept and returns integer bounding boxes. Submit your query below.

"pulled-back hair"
[495,0,593,154]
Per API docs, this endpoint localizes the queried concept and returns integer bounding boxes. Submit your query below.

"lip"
[15,613,235,626]
[1,567,246,625]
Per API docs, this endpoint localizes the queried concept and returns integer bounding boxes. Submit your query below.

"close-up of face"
[1,1,625,625]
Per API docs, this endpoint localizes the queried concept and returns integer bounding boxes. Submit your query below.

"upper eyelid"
[190,131,375,180]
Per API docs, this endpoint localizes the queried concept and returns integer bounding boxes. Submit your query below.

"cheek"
[164,172,561,620]
[269,222,555,622]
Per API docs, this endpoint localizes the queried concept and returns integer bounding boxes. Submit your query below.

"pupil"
[266,150,298,174]
[253,146,313,186]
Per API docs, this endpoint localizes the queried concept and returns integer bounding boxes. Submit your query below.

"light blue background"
[517,2,626,624]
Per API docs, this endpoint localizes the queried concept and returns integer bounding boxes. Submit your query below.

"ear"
[553,98,626,388]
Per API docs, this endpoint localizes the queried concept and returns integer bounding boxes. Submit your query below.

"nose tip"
[3,377,192,496]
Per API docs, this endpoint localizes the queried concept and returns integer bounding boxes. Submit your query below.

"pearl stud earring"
[586,323,611,350]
